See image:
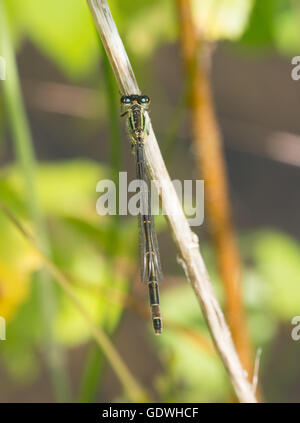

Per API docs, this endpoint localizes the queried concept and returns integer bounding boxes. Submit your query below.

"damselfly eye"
[140,95,150,104]
[121,96,131,104]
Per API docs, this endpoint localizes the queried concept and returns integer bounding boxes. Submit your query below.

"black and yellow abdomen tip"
[152,316,162,335]
[148,282,162,335]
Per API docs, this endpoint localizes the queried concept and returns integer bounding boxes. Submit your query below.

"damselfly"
[120,94,163,335]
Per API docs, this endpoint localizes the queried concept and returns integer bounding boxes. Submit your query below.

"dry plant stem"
[177,0,254,377]
[0,201,148,403]
[87,0,257,403]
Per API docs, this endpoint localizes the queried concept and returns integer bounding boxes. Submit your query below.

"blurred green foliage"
[4,0,299,80]
[4,0,99,78]
[0,161,135,380]
[156,230,300,402]
[192,0,254,41]
[4,0,177,79]
[241,0,300,53]
[1,0,300,403]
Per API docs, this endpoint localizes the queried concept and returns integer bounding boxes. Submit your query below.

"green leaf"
[117,0,177,57]
[5,0,99,79]
[53,250,128,347]
[0,278,42,381]
[250,230,300,319]
[239,0,300,54]
[274,9,300,54]
[240,0,275,46]
[0,160,129,351]
[4,0,178,77]
[243,269,277,344]
[192,0,254,41]
[4,160,107,218]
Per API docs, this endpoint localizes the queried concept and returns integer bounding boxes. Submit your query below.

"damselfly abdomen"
[121,94,163,334]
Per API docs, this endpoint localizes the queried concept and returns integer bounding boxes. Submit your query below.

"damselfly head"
[120,94,150,106]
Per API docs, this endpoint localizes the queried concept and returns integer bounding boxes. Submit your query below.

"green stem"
[78,343,104,402]
[102,44,122,188]
[162,81,188,161]
[0,1,70,401]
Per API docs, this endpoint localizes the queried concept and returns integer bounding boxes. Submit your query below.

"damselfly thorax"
[121,94,149,145]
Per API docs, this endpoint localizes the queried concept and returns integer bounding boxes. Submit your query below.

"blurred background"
[0,0,300,403]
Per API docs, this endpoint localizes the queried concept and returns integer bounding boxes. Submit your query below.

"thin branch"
[252,348,262,395]
[0,200,149,403]
[87,0,257,403]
